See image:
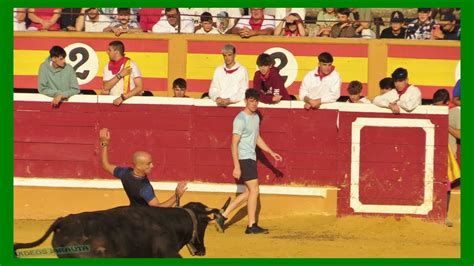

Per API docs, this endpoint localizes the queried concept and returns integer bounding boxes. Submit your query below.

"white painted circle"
[64,43,99,85]
[262,47,298,88]
[455,60,460,81]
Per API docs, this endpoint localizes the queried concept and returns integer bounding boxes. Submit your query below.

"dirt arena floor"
[14,213,460,258]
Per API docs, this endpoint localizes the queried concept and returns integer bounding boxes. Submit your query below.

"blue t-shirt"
[114,167,156,205]
[453,79,461,97]
[232,111,259,161]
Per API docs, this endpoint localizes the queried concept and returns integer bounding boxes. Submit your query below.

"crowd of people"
[14,8,460,40]
[21,7,461,230]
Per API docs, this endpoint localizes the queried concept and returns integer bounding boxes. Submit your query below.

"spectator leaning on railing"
[38,46,80,108]
[14,8,26,31]
[27,8,62,31]
[405,8,436,40]
[152,8,194,33]
[331,8,357,38]
[274,13,308,37]
[231,8,275,38]
[431,13,460,40]
[103,8,142,37]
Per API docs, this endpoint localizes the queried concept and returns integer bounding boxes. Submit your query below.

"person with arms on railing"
[27,8,62,31]
[372,68,421,113]
[38,46,80,108]
[103,8,142,37]
[253,53,291,104]
[208,44,249,107]
[299,52,341,110]
[152,8,194,33]
[230,8,275,38]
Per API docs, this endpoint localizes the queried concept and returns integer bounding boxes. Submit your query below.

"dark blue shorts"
[239,159,258,182]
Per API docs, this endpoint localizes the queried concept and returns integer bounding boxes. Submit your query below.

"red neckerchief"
[249,18,264,30]
[108,57,129,75]
[314,66,335,81]
[224,65,239,74]
[397,84,410,96]
[284,29,300,36]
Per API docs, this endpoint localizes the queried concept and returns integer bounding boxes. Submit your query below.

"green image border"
[1,0,472,265]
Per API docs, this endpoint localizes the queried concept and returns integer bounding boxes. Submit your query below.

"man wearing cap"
[76,8,111,32]
[405,8,436,40]
[299,52,341,110]
[432,13,460,40]
[380,11,406,39]
[208,44,249,106]
[373,68,421,113]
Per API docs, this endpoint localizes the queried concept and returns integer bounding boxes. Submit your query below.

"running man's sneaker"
[215,215,227,233]
[245,224,269,234]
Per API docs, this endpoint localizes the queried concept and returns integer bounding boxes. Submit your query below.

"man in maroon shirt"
[253,53,291,104]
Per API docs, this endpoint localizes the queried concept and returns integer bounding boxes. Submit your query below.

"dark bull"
[14,200,230,258]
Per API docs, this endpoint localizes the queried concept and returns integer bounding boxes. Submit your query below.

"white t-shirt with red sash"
[103,57,142,96]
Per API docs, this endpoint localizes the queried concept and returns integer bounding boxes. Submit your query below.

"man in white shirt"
[372,68,422,113]
[299,52,342,110]
[102,41,143,106]
[76,8,111,32]
[231,8,275,38]
[209,44,249,107]
[152,8,194,33]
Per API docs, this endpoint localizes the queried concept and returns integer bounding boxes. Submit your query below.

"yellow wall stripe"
[387,58,458,86]
[14,50,168,78]
[186,54,368,83]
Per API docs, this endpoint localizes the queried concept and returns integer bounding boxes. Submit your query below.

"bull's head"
[182,199,229,256]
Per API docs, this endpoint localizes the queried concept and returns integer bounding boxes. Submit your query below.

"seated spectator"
[432,13,460,40]
[347,81,370,103]
[379,77,395,95]
[299,52,341,110]
[208,44,249,107]
[216,11,232,34]
[452,79,460,106]
[431,8,455,21]
[59,8,81,31]
[331,8,357,38]
[405,8,436,40]
[315,8,338,37]
[38,46,80,107]
[354,9,375,38]
[253,53,291,104]
[104,8,141,37]
[139,8,164,32]
[380,11,406,39]
[189,8,242,29]
[172,78,189,98]
[152,8,194,33]
[195,12,219,34]
[372,68,421,113]
[274,13,308,36]
[76,8,111,32]
[27,8,62,31]
[14,8,26,31]
[231,8,275,38]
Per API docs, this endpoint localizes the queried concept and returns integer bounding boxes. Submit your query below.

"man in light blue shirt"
[216,88,283,234]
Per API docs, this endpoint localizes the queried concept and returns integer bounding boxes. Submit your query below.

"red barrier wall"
[14,94,449,219]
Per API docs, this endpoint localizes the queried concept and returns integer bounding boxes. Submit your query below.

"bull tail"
[14,217,63,254]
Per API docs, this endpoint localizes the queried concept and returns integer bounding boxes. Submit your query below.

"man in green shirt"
[38,45,80,107]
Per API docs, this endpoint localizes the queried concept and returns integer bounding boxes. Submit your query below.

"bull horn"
[221,197,231,212]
